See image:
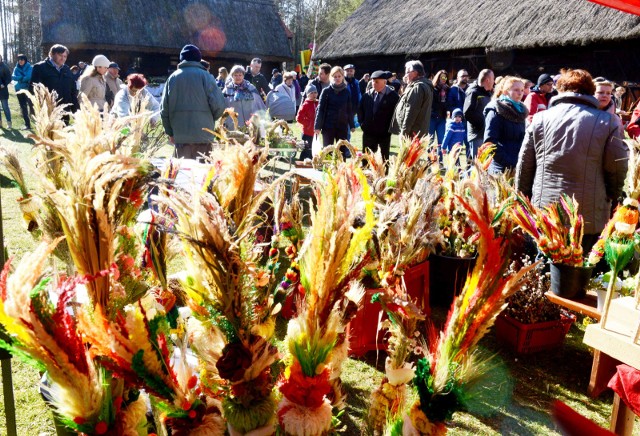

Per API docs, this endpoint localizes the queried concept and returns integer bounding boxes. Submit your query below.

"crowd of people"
[3,43,640,168]
[0,42,639,255]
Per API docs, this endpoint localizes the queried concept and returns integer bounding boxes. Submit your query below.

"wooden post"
[0,359,16,436]
[610,393,636,436]
[0,177,17,436]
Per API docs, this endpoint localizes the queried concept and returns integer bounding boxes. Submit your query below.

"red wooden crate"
[495,313,576,354]
[348,261,430,357]
[346,288,388,356]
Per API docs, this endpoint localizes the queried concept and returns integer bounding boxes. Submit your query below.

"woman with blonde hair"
[314,66,355,158]
[79,54,111,110]
[216,67,227,89]
[429,69,450,146]
[275,71,297,103]
[493,76,505,98]
[483,76,528,173]
[594,78,616,114]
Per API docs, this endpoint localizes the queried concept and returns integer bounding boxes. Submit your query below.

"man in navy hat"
[344,64,361,113]
[105,62,123,107]
[161,44,225,159]
[270,68,283,89]
[524,73,554,123]
[358,70,399,161]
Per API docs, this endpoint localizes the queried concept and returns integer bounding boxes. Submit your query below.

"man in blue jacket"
[344,64,361,137]
[12,54,33,129]
[446,69,469,113]
[344,65,361,109]
[161,44,225,159]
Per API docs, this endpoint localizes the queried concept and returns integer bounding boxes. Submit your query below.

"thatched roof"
[314,0,640,59]
[40,0,292,61]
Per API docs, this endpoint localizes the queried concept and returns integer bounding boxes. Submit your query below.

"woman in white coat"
[79,54,110,110]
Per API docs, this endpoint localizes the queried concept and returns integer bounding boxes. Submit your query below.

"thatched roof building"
[314,0,640,83]
[40,0,293,76]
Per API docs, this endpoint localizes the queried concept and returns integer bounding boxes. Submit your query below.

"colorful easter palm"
[0,241,149,435]
[403,188,536,434]
[157,144,286,434]
[278,161,374,435]
[511,193,584,266]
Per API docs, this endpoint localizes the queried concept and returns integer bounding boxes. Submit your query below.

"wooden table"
[583,297,640,435]
[544,291,618,398]
[545,291,600,321]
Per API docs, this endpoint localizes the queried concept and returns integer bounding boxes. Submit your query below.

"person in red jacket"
[296,84,319,160]
[524,73,554,124]
[628,99,640,139]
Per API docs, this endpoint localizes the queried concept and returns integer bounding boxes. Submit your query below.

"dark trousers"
[322,127,350,159]
[300,134,313,160]
[17,93,33,128]
[363,132,392,161]
[174,143,212,160]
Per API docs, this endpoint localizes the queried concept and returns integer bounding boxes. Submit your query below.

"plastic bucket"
[549,263,594,299]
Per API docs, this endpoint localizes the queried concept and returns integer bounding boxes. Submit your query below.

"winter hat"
[305,84,318,95]
[92,55,111,68]
[537,73,554,87]
[17,54,28,62]
[179,44,202,62]
[451,108,463,119]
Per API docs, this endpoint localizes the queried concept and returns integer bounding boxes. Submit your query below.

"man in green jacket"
[161,44,225,159]
[390,60,433,138]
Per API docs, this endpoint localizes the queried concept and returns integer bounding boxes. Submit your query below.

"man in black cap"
[270,68,282,89]
[524,73,554,123]
[160,44,225,159]
[105,62,123,107]
[358,70,400,161]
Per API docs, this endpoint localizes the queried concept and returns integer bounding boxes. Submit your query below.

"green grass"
[0,86,638,435]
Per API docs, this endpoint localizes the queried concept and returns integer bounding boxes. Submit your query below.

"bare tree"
[0,0,40,64]
[17,0,42,62]
[276,0,364,63]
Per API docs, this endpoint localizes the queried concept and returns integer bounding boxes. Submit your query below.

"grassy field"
[0,87,637,435]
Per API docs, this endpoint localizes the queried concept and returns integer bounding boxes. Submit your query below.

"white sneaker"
[7,122,12,129]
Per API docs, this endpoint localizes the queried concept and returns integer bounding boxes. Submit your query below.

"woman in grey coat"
[515,69,628,252]
[222,65,266,130]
